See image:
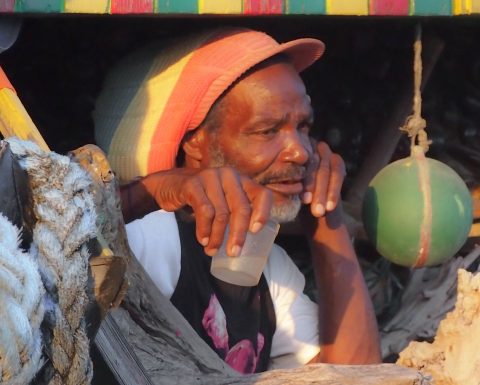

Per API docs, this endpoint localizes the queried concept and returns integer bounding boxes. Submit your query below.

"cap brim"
[276,38,325,73]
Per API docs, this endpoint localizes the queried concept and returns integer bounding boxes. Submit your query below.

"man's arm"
[302,142,381,364]
[120,167,273,257]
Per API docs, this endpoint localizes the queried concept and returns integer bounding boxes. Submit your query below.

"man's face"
[201,61,314,223]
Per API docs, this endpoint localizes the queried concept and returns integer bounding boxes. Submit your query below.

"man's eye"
[298,122,312,134]
[258,127,278,136]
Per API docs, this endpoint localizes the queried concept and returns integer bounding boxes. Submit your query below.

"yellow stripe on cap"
[96,34,211,183]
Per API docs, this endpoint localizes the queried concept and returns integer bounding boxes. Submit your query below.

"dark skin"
[122,60,381,364]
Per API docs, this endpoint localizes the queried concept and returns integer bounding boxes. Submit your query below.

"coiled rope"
[8,138,97,385]
[0,213,44,385]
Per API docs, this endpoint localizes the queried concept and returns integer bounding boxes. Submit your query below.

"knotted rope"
[8,138,97,385]
[0,214,44,385]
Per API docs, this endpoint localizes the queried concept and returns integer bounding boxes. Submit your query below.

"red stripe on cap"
[146,30,273,173]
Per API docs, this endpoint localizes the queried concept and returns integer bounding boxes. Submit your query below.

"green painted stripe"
[412,0,452,15]
[155,0,198,13]
[286,0,326,14]
[14,0,64,12]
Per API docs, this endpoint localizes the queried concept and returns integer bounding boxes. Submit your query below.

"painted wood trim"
[243,0,283,14]
[4,0,480,15]
[111,0,153,13]
[369,0,409,15]
[198,0,242,13]
[326,0,369,15]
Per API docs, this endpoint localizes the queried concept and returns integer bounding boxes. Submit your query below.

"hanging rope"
[400,24,432,153]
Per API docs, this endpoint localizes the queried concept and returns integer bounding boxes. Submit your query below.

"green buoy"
[362,146,473,267]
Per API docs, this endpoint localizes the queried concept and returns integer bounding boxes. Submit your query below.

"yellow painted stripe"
[0,88,49,151]
[473,0,480,12]
[64,0,110,13]
[453,0,470,14]
[326,0,368,14]
[198,0,242,13]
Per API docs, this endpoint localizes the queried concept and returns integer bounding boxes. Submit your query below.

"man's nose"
[279,130,310,165]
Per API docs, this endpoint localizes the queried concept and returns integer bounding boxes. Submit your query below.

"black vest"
[171,215,276,373]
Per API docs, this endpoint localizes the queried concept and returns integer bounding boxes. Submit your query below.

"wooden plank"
[0,0,15,12]
[155,0,198,13]
[286,0,325,13]
[0,68,49,151]
[111,0,154,13]
[243,0,283,14]
[199,0,242,13]
[14,0,64,12]
[326,0,368,15]
[64,0,110,13]
[95,313,155,385]
[369,0,409,15]
[412,0,452,15]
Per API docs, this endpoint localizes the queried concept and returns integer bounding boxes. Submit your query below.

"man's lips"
[264,179,304,195]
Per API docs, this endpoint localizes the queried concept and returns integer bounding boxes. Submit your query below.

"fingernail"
[251,221,262,233]
[326,201,335,211]
[302,192,312,204]
[207,248,218,256]
[314,204,325,216]
[200,237,209,246]
[230,245,241,257]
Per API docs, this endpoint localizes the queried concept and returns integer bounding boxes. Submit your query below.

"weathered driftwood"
[381,245,480,358]
[398,268,480,385]
[114,256,429,385]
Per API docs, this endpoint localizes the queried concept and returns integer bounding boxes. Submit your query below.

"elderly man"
[94,28,381,373]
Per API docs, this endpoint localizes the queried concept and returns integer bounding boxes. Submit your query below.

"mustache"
[255,166,306,185]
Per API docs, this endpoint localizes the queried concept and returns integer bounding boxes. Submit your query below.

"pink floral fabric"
[202,294,264,374]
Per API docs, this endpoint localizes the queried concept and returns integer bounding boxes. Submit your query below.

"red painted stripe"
[0,67,15,93]
[111,0,153,13]
[413,147,432,268]
[369,0,409,15]
[0,0,15,12]
[243,0,283,14]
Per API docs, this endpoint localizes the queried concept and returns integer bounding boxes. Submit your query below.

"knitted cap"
[94,28,325,183]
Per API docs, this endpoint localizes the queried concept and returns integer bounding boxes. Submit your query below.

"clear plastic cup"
[210,220,280,286]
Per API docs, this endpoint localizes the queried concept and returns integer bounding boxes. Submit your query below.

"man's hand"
[301,140,347,218]
[131,167,273,257]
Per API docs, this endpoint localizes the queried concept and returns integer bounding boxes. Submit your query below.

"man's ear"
[182,128,206,163]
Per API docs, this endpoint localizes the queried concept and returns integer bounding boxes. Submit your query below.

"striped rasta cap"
[93,28,325,183]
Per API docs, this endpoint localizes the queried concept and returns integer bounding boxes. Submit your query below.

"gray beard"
[208,145,302,224]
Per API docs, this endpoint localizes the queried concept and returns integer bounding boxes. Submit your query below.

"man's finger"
[325,154,346,212]
[311,142,332,217]
[302,143,319,204]
[219,168,252,257]
[182,177,216,248]
[241,176,273,232]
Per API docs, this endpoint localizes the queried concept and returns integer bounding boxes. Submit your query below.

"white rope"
[8,138,97,385]
[0,214,44,385]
